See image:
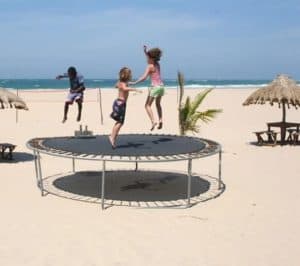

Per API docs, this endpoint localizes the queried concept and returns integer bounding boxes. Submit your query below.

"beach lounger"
[0,143,16,160]
[253,130,277,146]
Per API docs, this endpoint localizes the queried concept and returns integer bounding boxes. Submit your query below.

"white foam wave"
[214,84,268,88]
[167,84,267,89]
[185,84,214,89]
[132,84,267,90]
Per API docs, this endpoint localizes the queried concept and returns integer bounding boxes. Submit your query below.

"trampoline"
[27,134,222,210]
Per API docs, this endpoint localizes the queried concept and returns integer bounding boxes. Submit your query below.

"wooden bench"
[286,129,300,145]
[0,143,16,160]
[293,132,300,145]
[253,130,278,146]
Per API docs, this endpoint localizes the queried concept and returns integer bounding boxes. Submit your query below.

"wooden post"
[16,88,19,123]
[177,84,179,104]
[98,88,104,125]
[282,102,286,122]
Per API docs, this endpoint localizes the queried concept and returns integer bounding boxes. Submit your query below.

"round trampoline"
[27,134,222,210]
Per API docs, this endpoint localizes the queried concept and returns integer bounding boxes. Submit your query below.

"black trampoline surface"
[40,134,207,157]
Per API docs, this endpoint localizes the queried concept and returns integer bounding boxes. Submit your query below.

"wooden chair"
[286,129,300,145]
[0,143,16,160]
[292,131,300,145]
[253,130,277,146]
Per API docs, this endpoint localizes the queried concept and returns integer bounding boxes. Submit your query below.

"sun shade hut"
[0,87,28,110]
[243,74,300,122]
[0,88,28,159]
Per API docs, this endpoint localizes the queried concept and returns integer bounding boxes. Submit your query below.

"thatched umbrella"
[0,87,28,110]
[243,74,300,122]
[0,88,28,159]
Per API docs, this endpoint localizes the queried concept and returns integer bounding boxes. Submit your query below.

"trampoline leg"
[72,158,75,173]
[33,150,39,188]
[187,159,192,207]
[37,152,44,196]
[218,150,222,190]
[101,160,106,210]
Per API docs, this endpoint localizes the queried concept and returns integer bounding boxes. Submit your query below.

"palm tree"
[178,72,222,135]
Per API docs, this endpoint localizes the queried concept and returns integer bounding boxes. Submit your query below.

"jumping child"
[109,67,141,148]
[130,45,164,130]
[56,66,85,123]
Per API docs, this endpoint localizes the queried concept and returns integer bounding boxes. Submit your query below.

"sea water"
[0,78,278,90]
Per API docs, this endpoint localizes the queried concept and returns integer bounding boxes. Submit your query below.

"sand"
[0,88,299,266]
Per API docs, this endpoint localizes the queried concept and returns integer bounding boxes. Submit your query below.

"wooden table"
[267,122,300,143]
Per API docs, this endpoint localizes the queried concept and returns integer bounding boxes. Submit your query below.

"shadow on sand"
[0,152,34,163]
[248,141,300,147]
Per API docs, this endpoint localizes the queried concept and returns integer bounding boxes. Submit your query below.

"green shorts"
[149,86,165,98]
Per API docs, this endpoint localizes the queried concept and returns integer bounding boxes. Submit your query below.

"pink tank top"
[150,64,163,86]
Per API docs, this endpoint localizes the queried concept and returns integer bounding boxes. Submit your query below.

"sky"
[0,0,299,79]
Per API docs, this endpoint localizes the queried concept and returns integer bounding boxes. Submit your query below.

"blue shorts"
[110,99,126,124]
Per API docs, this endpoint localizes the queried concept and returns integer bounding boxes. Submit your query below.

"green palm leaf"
[194,109,222,123]
[177,72,222,135]
[189,88,213,116]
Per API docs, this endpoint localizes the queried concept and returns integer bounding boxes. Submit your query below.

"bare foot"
[150,122,157,131]
[62,117,67,123]
[157,121,163,129]
[108,135,116,149]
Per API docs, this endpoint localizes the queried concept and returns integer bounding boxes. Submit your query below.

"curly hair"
[147,48,162,62]
[119,67,132,82]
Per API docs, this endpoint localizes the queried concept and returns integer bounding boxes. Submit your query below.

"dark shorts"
[110,99,126,124]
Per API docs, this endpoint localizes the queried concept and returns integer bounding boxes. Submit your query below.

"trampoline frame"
[27,134,222,210]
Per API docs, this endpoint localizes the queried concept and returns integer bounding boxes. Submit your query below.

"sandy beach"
[1,87,300,266]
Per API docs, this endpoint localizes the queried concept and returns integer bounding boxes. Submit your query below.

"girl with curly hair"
[130,45,164,131]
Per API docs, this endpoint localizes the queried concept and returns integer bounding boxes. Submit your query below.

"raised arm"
[130,65,152,85]
[55,73,68,80]
[119,82,138,92]
[143,45,148,56]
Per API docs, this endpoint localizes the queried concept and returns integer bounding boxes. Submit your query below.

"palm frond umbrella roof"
[0,87,28,110]
[243,74,300,124]
[243,74,300,108]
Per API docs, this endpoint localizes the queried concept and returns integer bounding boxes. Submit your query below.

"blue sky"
[0,0,299,79]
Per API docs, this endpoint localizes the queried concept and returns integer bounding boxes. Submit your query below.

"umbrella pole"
[98,88,103,125]
[280,102,287,143]
[282,102,286,122]
[16,88,19,123]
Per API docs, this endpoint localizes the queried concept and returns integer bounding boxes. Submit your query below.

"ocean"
[0,78,280,90]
